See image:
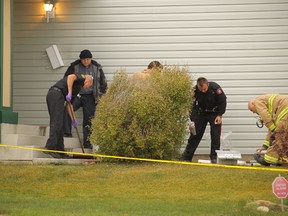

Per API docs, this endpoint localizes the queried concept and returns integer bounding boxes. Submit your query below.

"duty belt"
[199,106,218,113]
[50,87,65,98]
[51,87,62,92]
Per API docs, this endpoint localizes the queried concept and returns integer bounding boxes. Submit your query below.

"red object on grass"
[272,176,288,199]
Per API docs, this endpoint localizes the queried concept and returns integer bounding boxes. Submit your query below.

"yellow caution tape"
[0,143,287,172]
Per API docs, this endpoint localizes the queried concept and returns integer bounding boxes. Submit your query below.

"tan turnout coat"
[254,94,288,163]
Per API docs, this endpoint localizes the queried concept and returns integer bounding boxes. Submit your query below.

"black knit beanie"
[79,49,93,59]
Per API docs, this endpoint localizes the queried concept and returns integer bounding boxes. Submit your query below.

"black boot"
[180,149,193,162]
[211,158,217,164]
[253,153,270,166]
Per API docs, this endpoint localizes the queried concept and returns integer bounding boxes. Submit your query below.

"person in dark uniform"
[63,49,107,149]
[182,77,227,163]
[45,74,93,158]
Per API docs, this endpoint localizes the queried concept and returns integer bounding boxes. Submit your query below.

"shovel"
[66,102,85,154]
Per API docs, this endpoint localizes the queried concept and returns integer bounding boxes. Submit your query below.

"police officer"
[45,74,93,158]
[63,49,107,149]
[182,77,227,163]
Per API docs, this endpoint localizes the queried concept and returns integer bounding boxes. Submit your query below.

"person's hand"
[189,122,196,135]
[214,115,222,125]
[72,119,78,128]
[270,132,276,141]
[256,146,266,153]
[66,93,72,102]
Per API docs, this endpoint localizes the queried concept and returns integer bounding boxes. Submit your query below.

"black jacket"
[53,74,86,99]
[64,59,107,103]
[190,82,227,120]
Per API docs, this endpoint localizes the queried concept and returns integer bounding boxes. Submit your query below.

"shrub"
[90,66,193,160]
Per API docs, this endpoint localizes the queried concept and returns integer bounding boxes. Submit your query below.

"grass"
[0,162,287,216]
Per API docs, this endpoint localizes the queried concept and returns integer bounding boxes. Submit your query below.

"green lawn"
[0,162,287,216]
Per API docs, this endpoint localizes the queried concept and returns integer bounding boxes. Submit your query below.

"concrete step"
[69,148,93,154]
[16,124,48,136]
[64,137,83,149]
[1,123,17,134]
[0,145,52,161]
[0,144,95,161]
[2,133,83,149]
[2,134,47,147]
[65,148,95,159]
[1,123,48,136]
[67,145,99,154]
[32,158,97,165]
[0,123,93,161]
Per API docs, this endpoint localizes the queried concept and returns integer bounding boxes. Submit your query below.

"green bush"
[90,66,193,159]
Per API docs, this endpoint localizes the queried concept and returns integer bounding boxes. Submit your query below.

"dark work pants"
[45,88,65,151]
[183,114,222,161]
[64,94,96,148]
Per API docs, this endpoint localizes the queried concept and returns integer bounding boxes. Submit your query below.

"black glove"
[270,132,276,141]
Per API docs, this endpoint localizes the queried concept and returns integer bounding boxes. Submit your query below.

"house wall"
[13,0,288,154]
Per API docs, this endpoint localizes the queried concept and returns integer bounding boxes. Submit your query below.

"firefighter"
[182,77,227,163]
[248,94,288,166]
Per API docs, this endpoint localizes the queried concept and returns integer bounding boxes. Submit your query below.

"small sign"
[272,176,288,199]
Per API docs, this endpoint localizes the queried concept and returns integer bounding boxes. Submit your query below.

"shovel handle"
[66,102,85,153]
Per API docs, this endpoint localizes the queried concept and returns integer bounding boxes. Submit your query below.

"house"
[1,0,288,161]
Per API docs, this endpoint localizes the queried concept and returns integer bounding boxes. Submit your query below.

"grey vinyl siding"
[13,0,288,154]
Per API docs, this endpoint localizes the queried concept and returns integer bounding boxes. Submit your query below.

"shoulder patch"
[216,88,222,95]
[81,74,85,79]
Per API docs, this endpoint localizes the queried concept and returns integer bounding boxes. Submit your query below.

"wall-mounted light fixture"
[44,1,55,23]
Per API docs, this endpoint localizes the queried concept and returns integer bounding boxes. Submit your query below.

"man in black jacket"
[63,49,107,149]
[182,77,227,163]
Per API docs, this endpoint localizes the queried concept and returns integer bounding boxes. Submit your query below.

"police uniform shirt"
[193,81,227,116]
[53,74,86,98]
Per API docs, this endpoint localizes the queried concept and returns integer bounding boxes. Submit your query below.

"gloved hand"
[66,93,72,102]
[270,132,276,141]
[72,119,78,128]
[256,146,266,153]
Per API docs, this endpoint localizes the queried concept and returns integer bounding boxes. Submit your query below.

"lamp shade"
[44,2,53,12]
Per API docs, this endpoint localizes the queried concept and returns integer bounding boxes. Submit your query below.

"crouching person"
[248,94,288,166]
